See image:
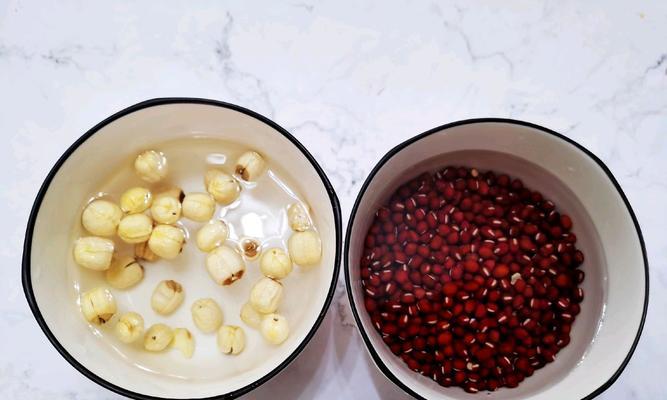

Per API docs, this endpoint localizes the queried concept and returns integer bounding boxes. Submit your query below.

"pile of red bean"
[360,167,585,393]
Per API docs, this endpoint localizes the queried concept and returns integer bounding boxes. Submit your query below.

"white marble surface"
[1,1,666,399]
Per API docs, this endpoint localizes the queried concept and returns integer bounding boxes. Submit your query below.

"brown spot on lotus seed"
[236,166,249,181]
[242,239,259,258]
[166,280,182,292]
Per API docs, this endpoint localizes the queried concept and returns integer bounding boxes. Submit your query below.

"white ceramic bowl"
[345,119,648,400]
[22,98,342,399]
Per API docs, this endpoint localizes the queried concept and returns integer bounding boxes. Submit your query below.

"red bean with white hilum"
[360,167,585,393]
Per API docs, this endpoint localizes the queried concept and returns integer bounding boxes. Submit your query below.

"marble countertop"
[1,1,665,399]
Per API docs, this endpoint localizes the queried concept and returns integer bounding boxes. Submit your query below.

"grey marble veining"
[1,0,665,399]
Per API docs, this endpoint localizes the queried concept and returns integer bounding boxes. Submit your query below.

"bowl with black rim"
[22,98,342,399]
[345,118,648,399]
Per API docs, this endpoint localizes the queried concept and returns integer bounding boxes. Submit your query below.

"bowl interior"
[347,121,646,400]
[26,101,339,399]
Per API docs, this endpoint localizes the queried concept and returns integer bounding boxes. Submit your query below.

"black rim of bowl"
[344,118,649,400]
[21,97,343,400]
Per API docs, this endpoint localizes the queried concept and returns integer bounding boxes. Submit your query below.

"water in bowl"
[69,137,319,380]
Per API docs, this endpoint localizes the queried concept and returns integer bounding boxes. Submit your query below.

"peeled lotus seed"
[148,224,185,259]
[151,280,185,315]
[73,236,115,271]
[114,312,144,343]
[105,256,144,289]
[151,194,182,224]
[144,323,174,351]
[117,213,153,244]
[287,202,311,232]
[240,237,261,261]
[259,248,292,279]
[260,313,289,345]
[191,298,223,333]
[205,169,241,205]
[135,241,158,261]
[217,325,245,355]
[182,192,216,222]
[120,187,152,214]
[249,277,283,314]
[240,302,263,329]
[235,151,266,181]
[80,287,117,325]
[196,220,229,252]
[206,245,246,286]
[171,328,194,358]
[134,150,168,183]
[81,200,123,237]
[288,230,322,266]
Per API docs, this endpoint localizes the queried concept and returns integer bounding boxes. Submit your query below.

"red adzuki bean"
[360,166,585,393]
